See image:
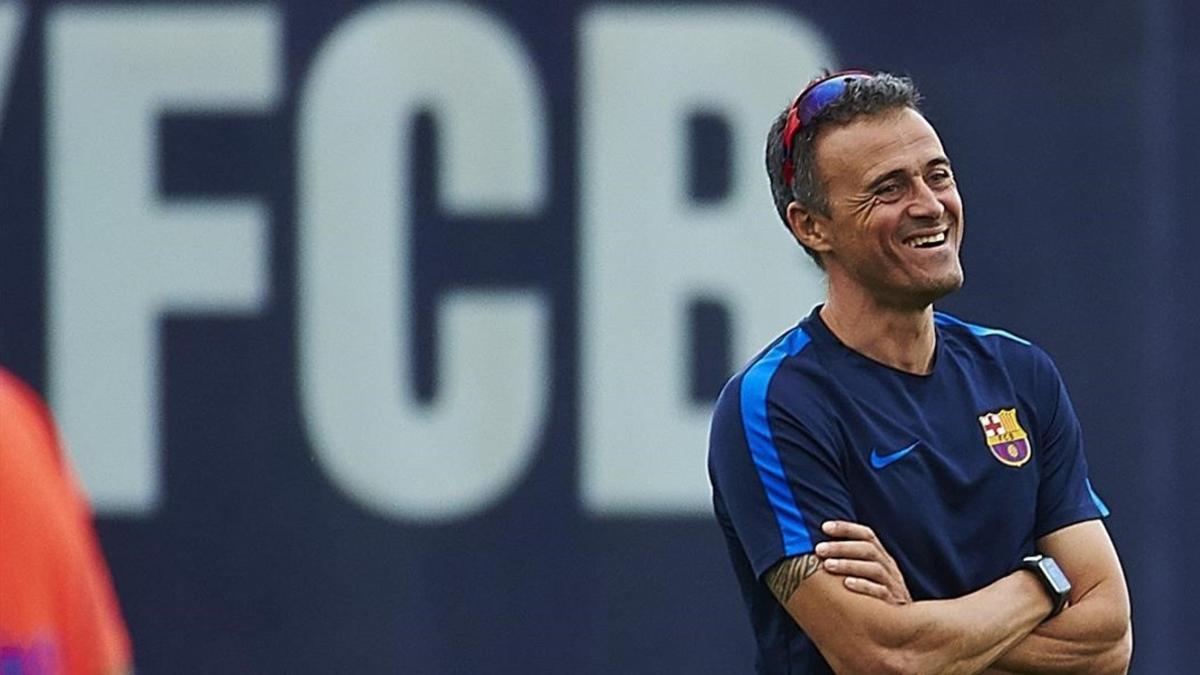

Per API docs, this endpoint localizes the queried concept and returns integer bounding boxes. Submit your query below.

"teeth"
[907,232,947,248]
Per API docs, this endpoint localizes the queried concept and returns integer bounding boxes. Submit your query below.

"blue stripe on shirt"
[934,311,1031,345]
[1086,478,1111,517]
[739,328,814,556]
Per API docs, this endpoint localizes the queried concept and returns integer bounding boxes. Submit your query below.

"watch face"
[1041,558,1071,593]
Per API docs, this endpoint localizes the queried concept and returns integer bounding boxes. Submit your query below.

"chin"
[906,271,964,309]
[939,265,964,292]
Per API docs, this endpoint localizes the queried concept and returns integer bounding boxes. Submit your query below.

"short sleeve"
[708,352,856,580]
[1031,350,1110,539]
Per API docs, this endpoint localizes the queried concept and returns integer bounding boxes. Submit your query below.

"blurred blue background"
[0,0,1192,672]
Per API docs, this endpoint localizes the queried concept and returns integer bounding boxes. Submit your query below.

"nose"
[907,178,945,220]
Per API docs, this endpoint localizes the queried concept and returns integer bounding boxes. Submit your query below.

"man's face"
[809,107,964,310]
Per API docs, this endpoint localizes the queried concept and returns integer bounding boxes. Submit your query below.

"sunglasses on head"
[780,69,874,187]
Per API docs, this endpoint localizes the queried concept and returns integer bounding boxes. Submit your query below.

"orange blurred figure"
[0,367,132,675]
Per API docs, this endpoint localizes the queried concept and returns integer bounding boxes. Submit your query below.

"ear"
[786,201,834,254]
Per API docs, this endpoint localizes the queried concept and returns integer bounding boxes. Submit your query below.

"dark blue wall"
[0,1,1192,672]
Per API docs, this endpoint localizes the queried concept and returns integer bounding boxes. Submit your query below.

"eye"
[874,182,903,202]
[928,167,954,187]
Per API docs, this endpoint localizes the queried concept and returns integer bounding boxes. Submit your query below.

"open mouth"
[904,231,948,249]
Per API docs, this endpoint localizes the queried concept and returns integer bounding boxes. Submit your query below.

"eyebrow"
[864,156,952,192]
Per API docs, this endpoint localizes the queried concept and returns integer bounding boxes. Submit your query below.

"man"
[0,366,133,675]
[707,71,1132,674]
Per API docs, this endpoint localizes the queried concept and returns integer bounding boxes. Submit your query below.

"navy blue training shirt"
[708,307,1109,674]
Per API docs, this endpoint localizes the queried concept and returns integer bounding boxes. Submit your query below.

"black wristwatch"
[1021,554,1071,619]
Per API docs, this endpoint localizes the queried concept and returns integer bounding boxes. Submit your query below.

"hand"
[815,520,912,605]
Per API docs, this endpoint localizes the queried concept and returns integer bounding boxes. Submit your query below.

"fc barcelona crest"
[977,408,1032,467]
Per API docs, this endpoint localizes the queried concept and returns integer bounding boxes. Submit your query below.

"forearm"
[815,570,1050,674]
[984,639,1130,675]
[888,571,1051,674]
[988,579,1132,674]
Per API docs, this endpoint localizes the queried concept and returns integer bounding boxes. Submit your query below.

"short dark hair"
[766,72,923,267]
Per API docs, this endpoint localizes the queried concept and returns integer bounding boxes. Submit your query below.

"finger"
[822,520,879,542]
[842,576,893,601]
[823,558,890,584]
[815,540,881,561]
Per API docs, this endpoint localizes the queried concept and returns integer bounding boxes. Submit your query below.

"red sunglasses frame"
[780,70,874,187]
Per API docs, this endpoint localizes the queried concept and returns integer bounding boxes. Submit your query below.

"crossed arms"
[765,519,1132,674]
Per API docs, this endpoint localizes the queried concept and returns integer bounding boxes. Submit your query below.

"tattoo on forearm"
[765,554,821,604]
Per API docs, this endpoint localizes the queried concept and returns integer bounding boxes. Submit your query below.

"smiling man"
[707,72,1132,674]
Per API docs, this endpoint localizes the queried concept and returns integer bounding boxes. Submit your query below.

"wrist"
[1017,567,1054,620]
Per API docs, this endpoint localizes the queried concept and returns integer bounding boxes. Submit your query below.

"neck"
[820,286,937,375]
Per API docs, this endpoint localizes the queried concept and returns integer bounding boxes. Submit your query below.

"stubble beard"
[862,256,964,312]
